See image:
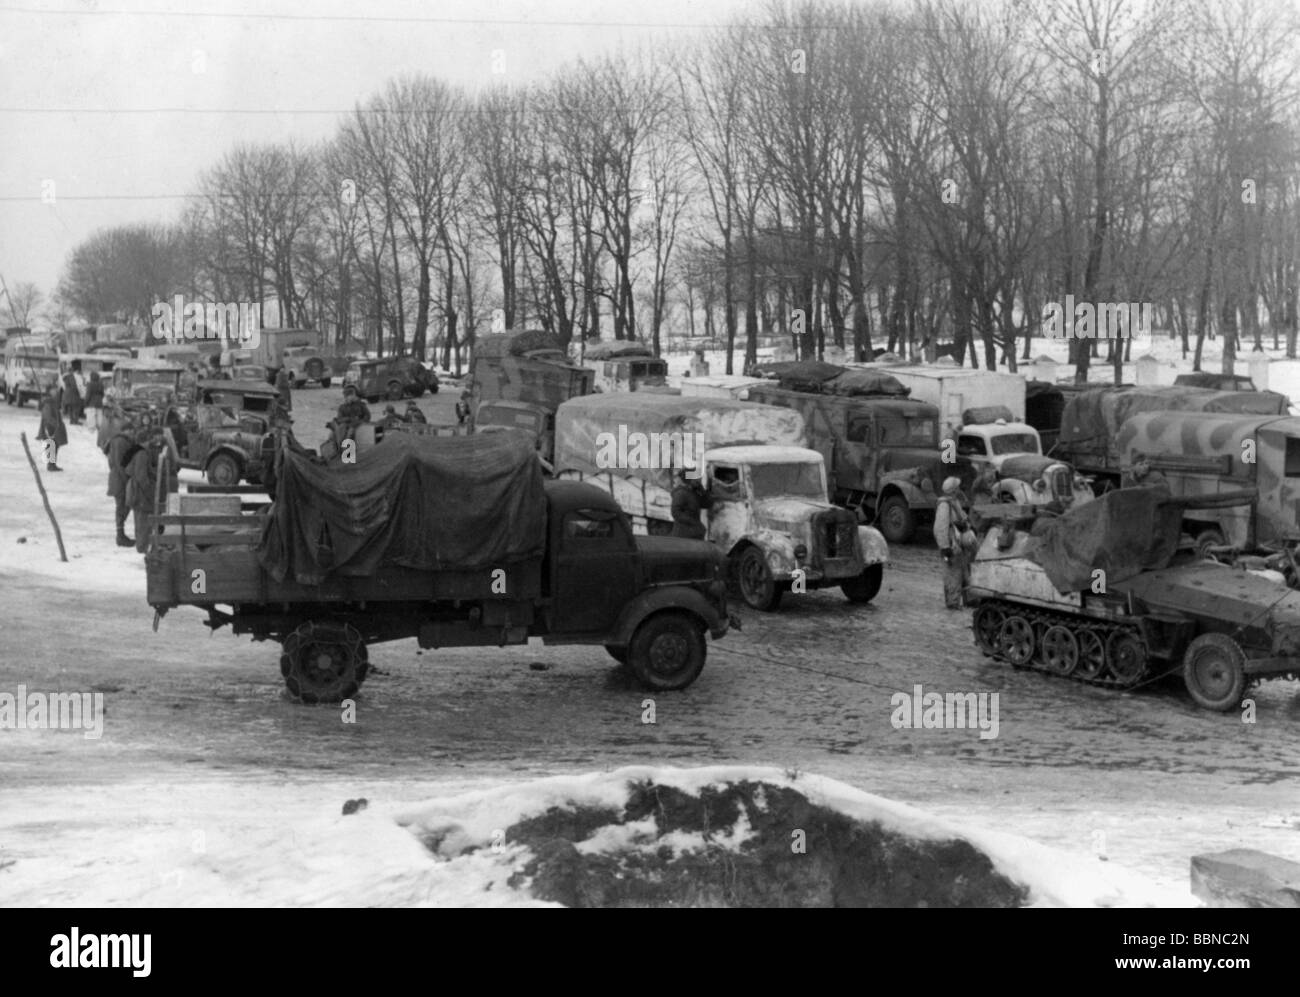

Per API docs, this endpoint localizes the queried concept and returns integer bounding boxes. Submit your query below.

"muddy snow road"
[1,390,1298,899]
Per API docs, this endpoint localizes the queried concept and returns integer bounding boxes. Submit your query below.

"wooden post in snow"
[19,432,68,562]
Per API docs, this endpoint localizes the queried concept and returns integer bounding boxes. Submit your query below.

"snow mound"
[393,766,1184,907]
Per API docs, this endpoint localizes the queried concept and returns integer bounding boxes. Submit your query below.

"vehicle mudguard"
[607,586,728,646]
[881,479,936,511]
[727,531,800,581]
[856,525,889,565]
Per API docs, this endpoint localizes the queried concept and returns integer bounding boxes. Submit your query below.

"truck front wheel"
[280,621,370,704]
[320,377,331,389]
[841,563,883,604]
[206,453,243,487]
[627,612,706,691]
[735,545,782,611]
[877,495,916,544]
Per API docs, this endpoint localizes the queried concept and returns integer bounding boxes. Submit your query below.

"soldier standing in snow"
[933,476,973,610]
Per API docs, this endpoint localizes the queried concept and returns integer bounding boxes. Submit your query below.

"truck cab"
[955,420,1094,509]
[701,445,888,610]
[475,399,554,462]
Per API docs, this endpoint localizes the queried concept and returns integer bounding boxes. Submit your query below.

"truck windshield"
[990,433,1040,455]
[749,462,824,500]
[878,416,937,447]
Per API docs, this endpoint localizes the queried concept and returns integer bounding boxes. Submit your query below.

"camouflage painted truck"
[1052,385,1289,489]
[145,431,731,701]
[745,363,947,544]
[1115,410,1300,561]
[468,329,594,463]
[967,485,1300,711]
[552,392,888,611]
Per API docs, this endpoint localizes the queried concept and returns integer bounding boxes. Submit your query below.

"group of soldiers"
[328,383,429,444]
[101,408,178,551]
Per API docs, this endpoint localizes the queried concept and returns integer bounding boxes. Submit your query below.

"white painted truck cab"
[956,421,1093,508]
[702,445,888,610]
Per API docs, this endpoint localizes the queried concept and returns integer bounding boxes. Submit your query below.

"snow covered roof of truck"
[703,445,823,465]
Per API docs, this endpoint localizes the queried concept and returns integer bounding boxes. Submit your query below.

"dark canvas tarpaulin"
[1060,386,1288,450]
[1030,485,1181,594]
[259,430,546,585]
[754,361,910,397]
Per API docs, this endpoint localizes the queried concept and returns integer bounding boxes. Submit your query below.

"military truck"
[145,431,731,701]
[1115,411,1300,557]
[850,363,1027,438]
[745,371,945,544]
[967,486,1300,711]
[160,380,281,486]
[552,393,886,610]
[582,341,669,393]
[468,330,594,440]
[1052,385,1289,488]
[954,416,1093,510]
[4,346,59,406]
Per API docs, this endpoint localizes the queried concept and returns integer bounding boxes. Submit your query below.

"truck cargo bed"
[146,513,543,607]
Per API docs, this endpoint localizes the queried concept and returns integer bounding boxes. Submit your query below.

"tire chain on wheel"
[978,599,1154,690]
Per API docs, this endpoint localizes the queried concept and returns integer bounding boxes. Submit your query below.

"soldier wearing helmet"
[933,476,974,609]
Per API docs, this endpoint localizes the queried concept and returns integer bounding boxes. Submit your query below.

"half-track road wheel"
[627,611,706,691]
[998,615,1035,667]
[1106,630,1148,687]
[280,621,369,704]
[1182,633,1247,712]
[1075,628,1107,680]
[972,604,1005,656]
[1040,624,1080,676]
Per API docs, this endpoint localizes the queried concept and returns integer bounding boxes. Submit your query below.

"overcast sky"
[0,0,746,312]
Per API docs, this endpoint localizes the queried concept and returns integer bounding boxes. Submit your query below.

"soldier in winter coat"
[36,384,67,471]
[933,476,973,609]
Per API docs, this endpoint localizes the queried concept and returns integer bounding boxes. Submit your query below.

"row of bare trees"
[54,0,1300,381]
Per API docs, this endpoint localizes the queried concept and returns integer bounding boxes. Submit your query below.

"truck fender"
[880,480,936,511]
[856,525,889,565]
[995,479,1032,504]
[608,587,727,647]
[730,530,801,581]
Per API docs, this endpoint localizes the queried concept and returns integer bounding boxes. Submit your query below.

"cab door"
[550,507,639,633]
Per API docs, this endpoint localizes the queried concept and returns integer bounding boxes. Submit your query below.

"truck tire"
[206,452,242,487]
[280,621,369,704]
[1182,632,1247,712]
[627,611,706,691]
[1194,528,1227,561]
[320,377,331,389]
[735,545,782,611]
[387,380,403,401]
[877,495,916,544]
[294,379,307,390]
[841,563,883,604]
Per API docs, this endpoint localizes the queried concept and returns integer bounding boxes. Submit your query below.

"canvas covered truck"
[967,485,1300,712]
[582,341,669,393]
[1052,385,1289,487]
[552,393,886,610]
[744,365,945,544]
[145,430,730,701]
[1115,410,1300,559]
[468,331,593,442]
